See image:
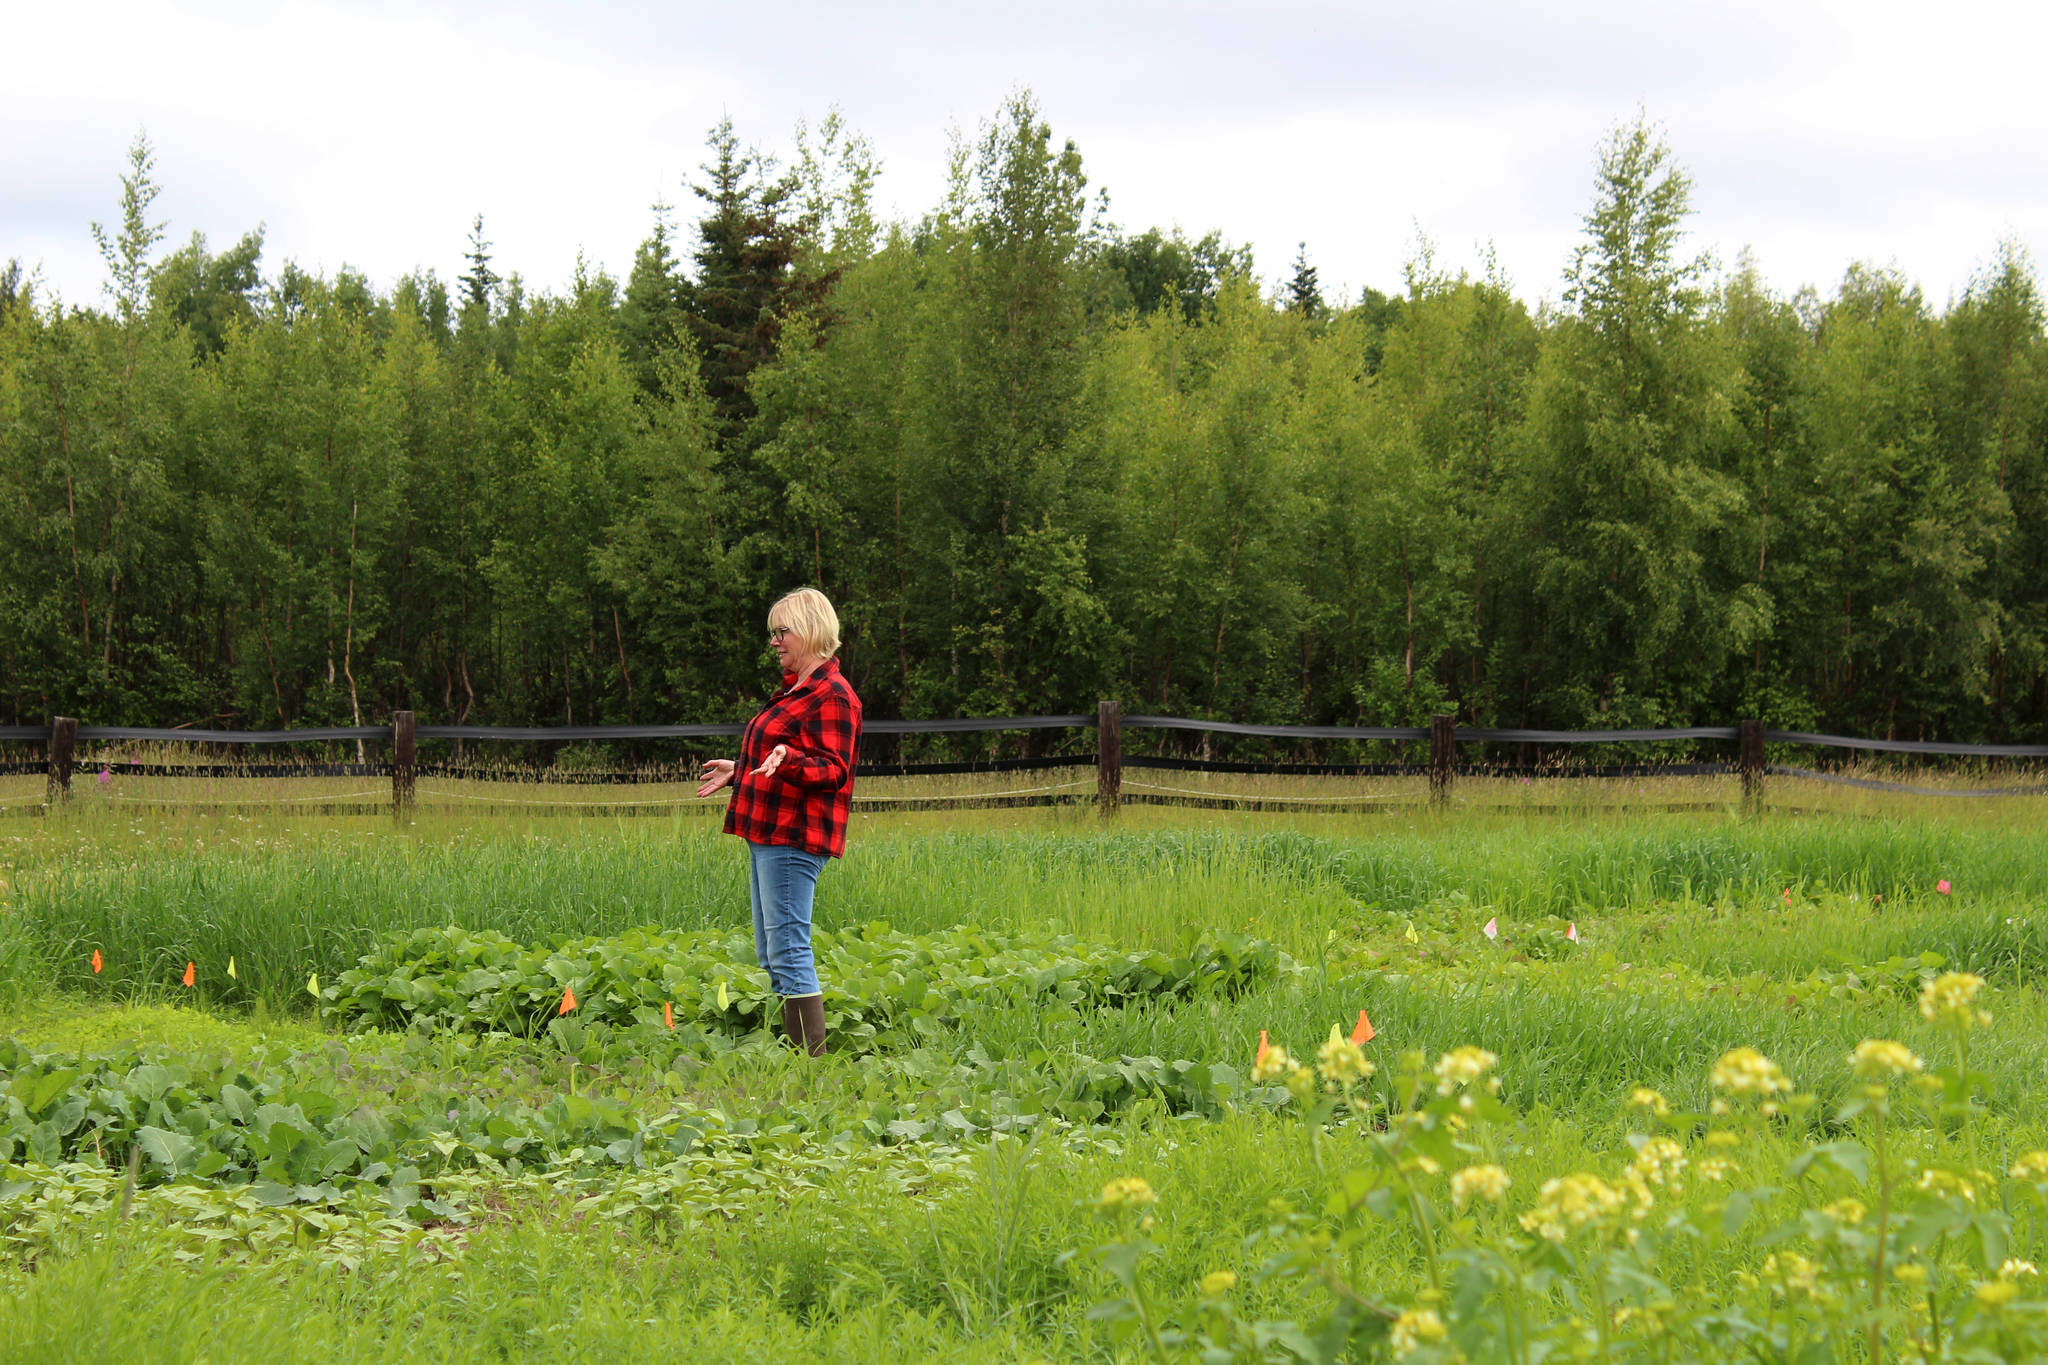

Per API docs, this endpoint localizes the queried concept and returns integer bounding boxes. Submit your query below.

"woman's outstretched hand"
[752,744,789,779]
[696,759,736,798]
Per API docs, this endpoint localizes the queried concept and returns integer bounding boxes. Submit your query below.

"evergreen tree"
[459,215,499,318]
[0,259,30,322]
[1286,242,1324,317]
[685,118,827,434]
[618,200,689,394]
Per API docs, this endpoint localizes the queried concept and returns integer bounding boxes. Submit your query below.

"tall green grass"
[3,811,2042,1006]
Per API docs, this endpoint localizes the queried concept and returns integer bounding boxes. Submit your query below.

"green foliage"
[2,104,2046,745]
[149,228,265,358]
[323,922,1289,1046]
[8,816,2048,1360]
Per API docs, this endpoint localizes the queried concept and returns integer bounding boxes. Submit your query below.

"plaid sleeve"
[778,682,859,790]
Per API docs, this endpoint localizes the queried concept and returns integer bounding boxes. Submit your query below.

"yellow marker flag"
[227,956,237,980]
[307,972,321,998]
[716,979,731,1011]
[1404,922,1419,944]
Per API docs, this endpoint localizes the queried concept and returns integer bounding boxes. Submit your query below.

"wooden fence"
[4,705,2047,817]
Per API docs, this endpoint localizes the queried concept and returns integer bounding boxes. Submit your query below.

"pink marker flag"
[1936,879,1952,895]
[1483,916,1499,941]
[1566,922,1579,942]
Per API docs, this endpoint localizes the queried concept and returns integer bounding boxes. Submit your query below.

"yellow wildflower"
[1628,1137,1687,1191]
[1619,1170,1657,1222]
[1761,1252,1821,1300]
[1251,1044,1297,1085]
[1518,1173,1627,1243]
[1197,1270,1238,1296]
[1697,1157,1736,1182]
[1710,1047,1792,1103]
[1388,1307,1448,1356]
[1849,1039,1923,1080]
[1097,1176,1156,1210]
[1895,1263,1929,1289]
[2011,1151,2048,1182]
[1433,1045,1499,1095]
[2000,1259,2039,1280]
[1450,1164,1511,1209]
[1316,1023,1375,1089]
[1919,971,1991,1030]
[1703,1130,1741,1150]
[1822,1198,1867,1225]
[1629,1087,1671,1117]
[1977,1279,2020,1308]
[1916,1168,1978,1205]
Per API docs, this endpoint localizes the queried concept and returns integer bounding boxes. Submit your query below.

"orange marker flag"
[1256,1029,1271,1066]
[559,985,578,1015]
[1350,1009,1375,1045]
[91,949,103,974]
[1566,922,1579,942]
[181,961,195,988]
[663,1001,675,1030]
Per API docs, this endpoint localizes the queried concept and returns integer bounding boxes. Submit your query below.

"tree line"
[3,96,2044,747]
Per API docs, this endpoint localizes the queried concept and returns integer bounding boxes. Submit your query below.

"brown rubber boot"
[794,994,827,1058]
[779,997,806,1052]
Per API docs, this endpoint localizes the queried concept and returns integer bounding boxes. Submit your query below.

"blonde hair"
[769,587,842,658]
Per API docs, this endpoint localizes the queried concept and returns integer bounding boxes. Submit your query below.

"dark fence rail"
[5,706,2046,816]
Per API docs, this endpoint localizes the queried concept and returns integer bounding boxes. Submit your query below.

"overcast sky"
[7,0,2044,314]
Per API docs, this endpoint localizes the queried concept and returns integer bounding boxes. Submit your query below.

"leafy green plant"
[322,922,1291,1047]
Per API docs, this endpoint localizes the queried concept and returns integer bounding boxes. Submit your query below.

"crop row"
[322,922,1290,1044]
[0,1022,1272,1221]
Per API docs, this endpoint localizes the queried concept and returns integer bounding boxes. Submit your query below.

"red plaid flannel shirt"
[723,657,863,858]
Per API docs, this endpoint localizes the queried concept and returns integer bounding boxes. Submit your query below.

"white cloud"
[5,0,2043,313]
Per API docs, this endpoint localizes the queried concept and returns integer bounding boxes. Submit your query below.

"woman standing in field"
[696,588,862,1057]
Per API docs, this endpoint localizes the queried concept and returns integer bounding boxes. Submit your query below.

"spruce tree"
[459,214,499,317]
[0,259,28,322]
[1287,242,1324,317]
[618,200,689,394]
[684,118,829,435]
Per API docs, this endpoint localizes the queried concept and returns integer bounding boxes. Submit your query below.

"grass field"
[4,802,2047,1362]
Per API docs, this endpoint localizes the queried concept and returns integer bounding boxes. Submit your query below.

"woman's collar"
[784,656,837,688]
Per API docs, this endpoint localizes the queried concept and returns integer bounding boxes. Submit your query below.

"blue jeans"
[747,841,827,997]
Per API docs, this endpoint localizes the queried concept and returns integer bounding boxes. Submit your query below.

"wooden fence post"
[391,710,416,816]
[1429,713,1455,806]
[1739,717,1765,814]
[47,717,77,804]
[1097,699,1121,820]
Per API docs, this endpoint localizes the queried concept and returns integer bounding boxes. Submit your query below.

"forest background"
[2,95,2043,745]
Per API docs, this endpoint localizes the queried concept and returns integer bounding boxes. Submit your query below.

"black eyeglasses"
[768,626,794,643]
